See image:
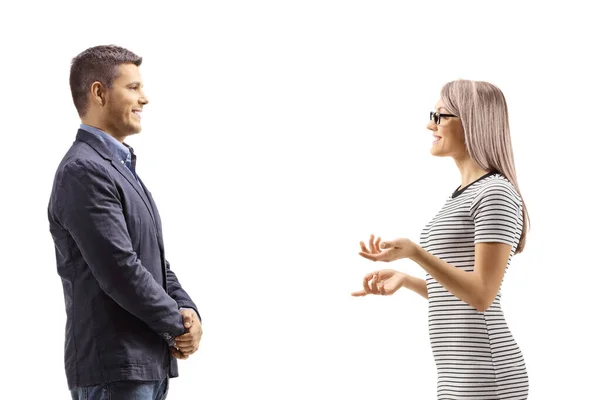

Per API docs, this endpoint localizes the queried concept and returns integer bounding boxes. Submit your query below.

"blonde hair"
[440,80,529,253]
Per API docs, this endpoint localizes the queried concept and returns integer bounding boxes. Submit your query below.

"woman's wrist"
[409,242,425,262]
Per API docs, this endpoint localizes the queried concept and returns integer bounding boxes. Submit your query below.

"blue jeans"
[70,378,169,400]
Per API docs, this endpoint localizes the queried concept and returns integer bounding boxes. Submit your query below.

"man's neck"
[80,119,126,143]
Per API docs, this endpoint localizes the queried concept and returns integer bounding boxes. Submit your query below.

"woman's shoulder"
[473,172,521,203]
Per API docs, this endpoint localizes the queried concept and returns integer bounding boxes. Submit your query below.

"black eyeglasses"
[430,111,458,125]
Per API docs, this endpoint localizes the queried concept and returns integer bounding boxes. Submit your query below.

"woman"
[352,80,530,400]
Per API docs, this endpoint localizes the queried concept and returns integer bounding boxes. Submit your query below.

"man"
[48,45,203,400]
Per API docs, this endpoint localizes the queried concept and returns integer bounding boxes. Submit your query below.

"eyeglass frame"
[430,111,458,125]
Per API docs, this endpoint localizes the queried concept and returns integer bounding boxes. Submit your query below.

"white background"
[1,1,598,399]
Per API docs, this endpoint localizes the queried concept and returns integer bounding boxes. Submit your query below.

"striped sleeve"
[469,180,522,246]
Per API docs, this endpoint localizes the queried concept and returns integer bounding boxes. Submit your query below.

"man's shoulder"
[56,137,108,171]
[51,143,114,191]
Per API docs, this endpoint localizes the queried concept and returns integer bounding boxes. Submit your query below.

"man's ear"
[90,81,106,107]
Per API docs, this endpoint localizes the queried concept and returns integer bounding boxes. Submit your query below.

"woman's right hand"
[351,269,406,296]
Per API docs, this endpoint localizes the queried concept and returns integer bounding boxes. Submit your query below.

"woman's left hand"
[359,234,419,262]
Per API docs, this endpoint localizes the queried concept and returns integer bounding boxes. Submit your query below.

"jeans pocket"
[159,378,169,400]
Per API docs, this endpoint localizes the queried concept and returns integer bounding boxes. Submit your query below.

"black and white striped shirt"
[420,171,529,400]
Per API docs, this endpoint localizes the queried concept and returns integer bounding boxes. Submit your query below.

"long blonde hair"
[440,80,529,253]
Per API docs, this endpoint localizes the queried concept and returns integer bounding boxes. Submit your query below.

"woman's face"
[427,100,467,159]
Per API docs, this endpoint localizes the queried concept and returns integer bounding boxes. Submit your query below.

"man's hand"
[170,346,189,360]
[174,309,203,357]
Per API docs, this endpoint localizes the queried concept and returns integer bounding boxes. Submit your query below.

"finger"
[182,313,194,330]
[182,349,195,357]
[363,273,375,294]
[182,335,201,348]
[378,280,388,295]
[170,347,182,359]
[182,346,197,356]
[375,237,382,253]
[178,342,195,352]
[183,341,200,355]
[175,333,194,343]
[351,290,367,296]
[359,252,378,261]
[375,273,386,294]
[368,234,376,253]
[377,272,390,296]
[176,332,193,339]
[177,330,202,345]
[359,241,369,253]
[179,346,194,356]
[370,274,381,294]
[171,347,188,360]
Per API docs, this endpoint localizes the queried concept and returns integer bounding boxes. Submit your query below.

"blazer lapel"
[110,160,158,227]
[138,177,164,246]
[76,129,158,228]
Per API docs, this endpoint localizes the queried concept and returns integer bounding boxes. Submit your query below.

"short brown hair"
[69,45,142,117]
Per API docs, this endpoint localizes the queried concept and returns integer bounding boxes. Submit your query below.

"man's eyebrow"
[127,81,143,87]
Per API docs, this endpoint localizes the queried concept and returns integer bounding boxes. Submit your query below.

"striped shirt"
[420,171,529,400]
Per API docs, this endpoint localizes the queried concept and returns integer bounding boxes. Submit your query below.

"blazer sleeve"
[54,159,186,342]
[165,260,201,322]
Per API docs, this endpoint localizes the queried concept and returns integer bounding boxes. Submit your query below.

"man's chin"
[129,124,143,135]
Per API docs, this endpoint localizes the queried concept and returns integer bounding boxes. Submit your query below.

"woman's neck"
[453,156,490,190]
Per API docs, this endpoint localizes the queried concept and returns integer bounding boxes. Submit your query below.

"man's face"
[103,63,148,138]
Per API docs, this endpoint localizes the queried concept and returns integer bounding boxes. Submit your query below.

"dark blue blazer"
[48,129,199,389]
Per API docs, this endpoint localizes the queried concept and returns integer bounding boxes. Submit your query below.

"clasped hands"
[351,234,418,296]
[170,308,203,360]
